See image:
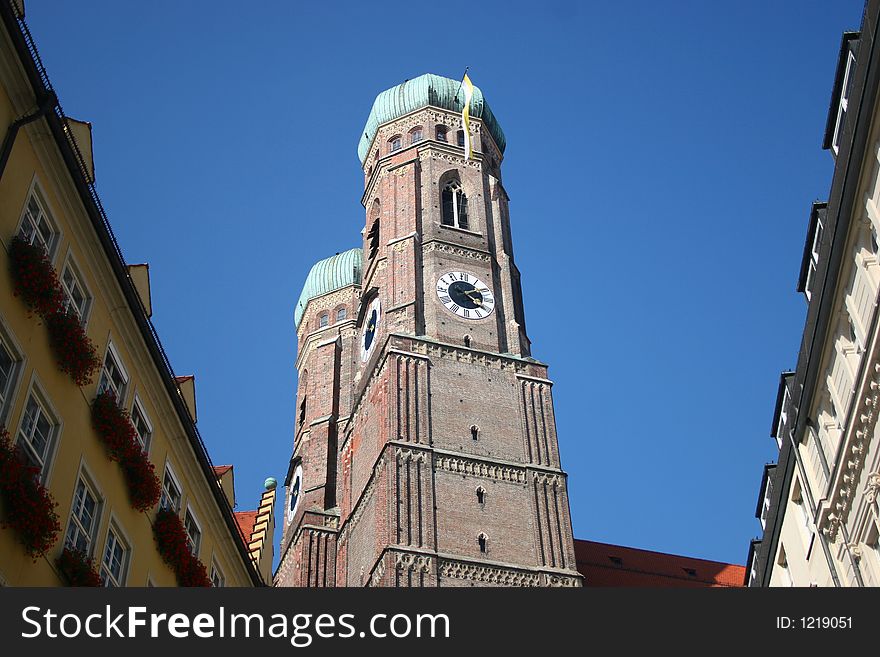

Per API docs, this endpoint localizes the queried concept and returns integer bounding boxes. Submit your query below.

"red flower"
[56,546,102,586]
[153,508,212,587]
[46,310,101,387]
[8,235,64,318]
[91,391,161,512]
[0,428,61,559]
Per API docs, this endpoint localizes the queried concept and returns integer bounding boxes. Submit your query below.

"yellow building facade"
[0,1,268,586]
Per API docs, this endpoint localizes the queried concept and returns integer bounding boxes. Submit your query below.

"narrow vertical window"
[457,130,465,147]
[160,464,182,513]
[101,525,129,587]
[478,533,488,554]
[471,425,479,441]
[833,52,856,155]
[131,398,152,452]
[368,218,380,260]
[19,190,57,257]
[17,393,57,479]
[184,508,202,557]
[336,308,347,322]
[65,477,100,555]
[441,181,469,230]
[390,136,402,152]
[0,334,21,422]
[436,126,447,142]
[98,344,128,403]
[410,127,423,144]
[476,487,485,505]
[319,313,329,328]
[60,261,91,323]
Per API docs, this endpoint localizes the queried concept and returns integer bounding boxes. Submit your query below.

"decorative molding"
[396,445,429,464]
[438,559,542,587]
[434,453,527,483]
[395,552,432,573]
[820,361,880,540]
[368,557,386,588]
[864,472,880,504]
[407,338,532,373]
[533,471,564,488]
[422,240,491,262]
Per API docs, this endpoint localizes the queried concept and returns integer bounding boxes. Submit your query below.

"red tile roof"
[575,539,746,587]
[213,465,233,477]
[234,511,258,544]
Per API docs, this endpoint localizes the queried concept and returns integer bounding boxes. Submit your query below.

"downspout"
[0,90,56,182]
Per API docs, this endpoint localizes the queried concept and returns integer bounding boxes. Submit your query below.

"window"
[441,181,469,230]
[476,487,485,505]
[100,524,129,587]
[410,127,423,144]
[17,393,57,479]
[160,464,182,513]
[368,218,380,261]
[792,479,812,546]
[749,550,759,586]
[19,190,57,257]
[457,130,465,147]
[477,533,488,554]
[436,126,447,142]
[60,261,91,323]
[471,425,479,441]
[98,344,128,403]
[390,136,402,152]
[319,313,329,328]
[760,474,773,530]
[131,397,152,452]
[775,386,790,450]
[184,507,202,557]
[0,334,21,422]
[336,308,347,322]
[832,52,856,155]
[463,335,471,348]
[211,561,226,587]
[805,215,824,300]
[777,545,793,587]
[65,476,100,555]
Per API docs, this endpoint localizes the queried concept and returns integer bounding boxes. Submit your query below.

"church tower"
[275,74,582,587]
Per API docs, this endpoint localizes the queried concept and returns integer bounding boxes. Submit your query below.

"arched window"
[441,181,469,230]
[457,130,465,147]
[471,425,479,441]
[476,487,485,505]
[368,218,380,261]
[336,308,347,322]
[319,313,329,328]
[436,126,447,142]
[390,136,402,152]
[410,127,423,144]
[478,533,488,554]
[463,335,471,348]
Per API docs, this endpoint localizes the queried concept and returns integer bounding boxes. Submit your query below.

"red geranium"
[56,546,102,586]
[91,391,161,512]
[46,309,101,387]
[153,507,212,587]
[8,235,64,318]
[0,428,61,559]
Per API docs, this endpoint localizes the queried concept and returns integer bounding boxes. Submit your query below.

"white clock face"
[287,464,303,523]
[436,271,495,320]
[360,297,381,361]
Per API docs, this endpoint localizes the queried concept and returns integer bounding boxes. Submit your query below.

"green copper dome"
[294,248,362,328]
[358,73,506,165]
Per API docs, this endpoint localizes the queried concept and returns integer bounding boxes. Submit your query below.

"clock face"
[436,271,495,320]
[360,297,381,361]
[287,464,303,523]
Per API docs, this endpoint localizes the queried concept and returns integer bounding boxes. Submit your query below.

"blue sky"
[21,0,866,567]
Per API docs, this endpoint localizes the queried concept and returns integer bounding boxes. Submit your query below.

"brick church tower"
[275,74,582,587]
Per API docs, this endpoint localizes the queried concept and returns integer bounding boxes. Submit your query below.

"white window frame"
[760,475,773,530]
[0,317,25,425]
[98,342,129,404]
[100,521,130,587]
[775,387,790,450]
[319,313,329,328]
[15,380,61,483]
[59,252,93,325]
[130,395,153,454]
[64,468,103,557]
[160,461,183,513]
[17,181,60,260]
[832,52,856,155]
[184,505,202,558]
[210,559,225,587]
[390,136,402,152]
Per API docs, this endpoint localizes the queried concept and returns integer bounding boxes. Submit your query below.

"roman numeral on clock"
[440,295,452,304]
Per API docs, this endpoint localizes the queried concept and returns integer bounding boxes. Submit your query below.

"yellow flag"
[461,73,474,160]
